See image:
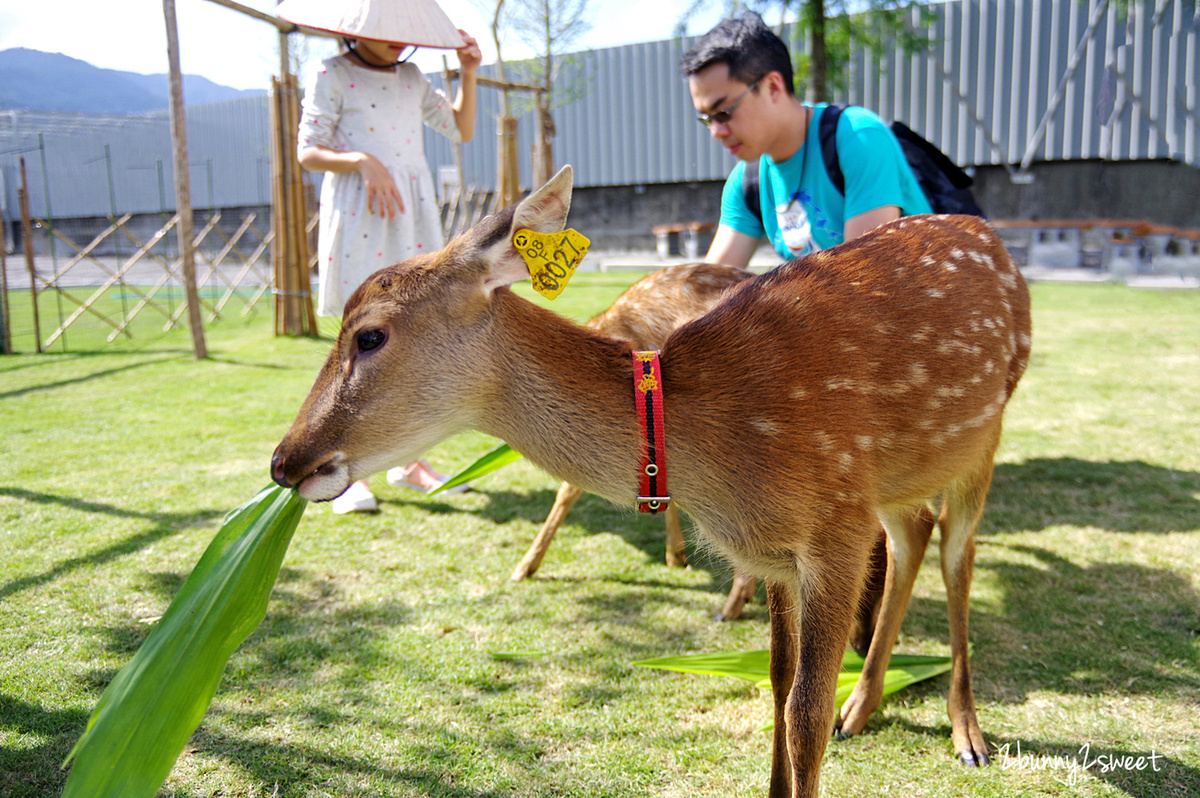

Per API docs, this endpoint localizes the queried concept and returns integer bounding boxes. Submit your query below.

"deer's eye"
[356,329,386,352]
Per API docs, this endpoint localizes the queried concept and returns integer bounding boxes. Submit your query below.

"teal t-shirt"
[719,104,932,260]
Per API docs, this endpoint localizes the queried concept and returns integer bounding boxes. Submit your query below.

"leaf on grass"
[61,484,307,798]
[489,651,551,660]
[429,442,523,494]
[635,649,952,719]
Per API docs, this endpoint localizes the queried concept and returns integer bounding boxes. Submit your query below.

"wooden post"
[270,66,317,337]
[0,180,11,354]
[498,116,521,209]
[163,0,209,359]
[18,158,41,353]
[532,98,555,189]
[266,29,316,337]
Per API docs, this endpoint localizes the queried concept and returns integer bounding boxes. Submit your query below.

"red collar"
[632,351,669,513]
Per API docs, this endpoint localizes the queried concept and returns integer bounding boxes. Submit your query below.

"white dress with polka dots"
[299,55,461,316]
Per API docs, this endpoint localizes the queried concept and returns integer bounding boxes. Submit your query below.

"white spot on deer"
[751,418,782,437]
[814,431,835,453]
[950,247,966,260]
[936,339,983,357]
[826,376,871,393]
[792,386,809,401]
[855,435,875,451]
[838,452,855,472]
[927,287,946,299]
[910,326,934,343]
[943,262,959,272]
[907,363,929,386]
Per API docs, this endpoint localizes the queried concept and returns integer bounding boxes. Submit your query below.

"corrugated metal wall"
[0,99,273,219]
[2,0,1195,219]
[844,0,1198,169]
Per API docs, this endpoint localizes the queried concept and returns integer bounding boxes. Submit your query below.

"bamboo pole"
[499,116,521,209]
[0,201,9,354]
[18,158,41,353]
[163,0,209,359]
[285,72,317,334]
[277,31,297,335]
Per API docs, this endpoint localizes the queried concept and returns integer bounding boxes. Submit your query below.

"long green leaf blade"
[61,484,307,798]
[636,648,953,716]
[429,442,523,494]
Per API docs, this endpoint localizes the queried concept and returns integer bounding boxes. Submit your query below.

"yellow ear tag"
[514,228,591,300]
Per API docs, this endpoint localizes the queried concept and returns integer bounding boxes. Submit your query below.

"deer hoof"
[958,749,991,767]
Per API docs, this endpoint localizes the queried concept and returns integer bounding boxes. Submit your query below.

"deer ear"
[481,165,574,294]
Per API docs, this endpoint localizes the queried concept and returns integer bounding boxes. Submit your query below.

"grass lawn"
[1,274,1198,797]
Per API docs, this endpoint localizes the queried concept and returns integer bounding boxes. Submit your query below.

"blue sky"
[0,0,732,90]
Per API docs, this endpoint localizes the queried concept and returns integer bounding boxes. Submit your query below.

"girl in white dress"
[286,0,482,512]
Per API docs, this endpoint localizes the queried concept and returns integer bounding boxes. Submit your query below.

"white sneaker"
[332,482,378,514]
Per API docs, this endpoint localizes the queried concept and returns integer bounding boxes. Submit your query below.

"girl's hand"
[456,31,482,73]
[357,153,405,218]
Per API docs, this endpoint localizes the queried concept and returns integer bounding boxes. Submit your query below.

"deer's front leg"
[781,535,871,797]
[663,503,688,567]
[765,580,798,798]
[512,481,583,580]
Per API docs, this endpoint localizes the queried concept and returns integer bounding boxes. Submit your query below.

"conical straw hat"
[276,0,466,49]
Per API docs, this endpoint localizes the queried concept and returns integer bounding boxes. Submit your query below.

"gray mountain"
[0,47,264,114]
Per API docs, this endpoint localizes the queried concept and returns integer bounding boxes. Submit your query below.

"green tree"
[679,0,936,102]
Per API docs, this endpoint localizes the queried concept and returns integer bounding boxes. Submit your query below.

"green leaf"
[429,442,523,494]
[635,649,953,720]
[635,649,771,684]
[61,484,307,798]
[489,651,550,660]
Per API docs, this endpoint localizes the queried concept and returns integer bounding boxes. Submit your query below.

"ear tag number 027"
[514,228,591,300]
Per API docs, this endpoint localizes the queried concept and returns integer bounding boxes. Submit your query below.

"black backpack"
[742,103,983,224]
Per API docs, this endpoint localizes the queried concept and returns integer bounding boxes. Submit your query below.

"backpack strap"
[819,103,846,195]
[742,159,763,226]
[742,103,847,225]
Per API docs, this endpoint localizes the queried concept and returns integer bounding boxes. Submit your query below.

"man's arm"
[704,224,762,268]
[844,205,901,242]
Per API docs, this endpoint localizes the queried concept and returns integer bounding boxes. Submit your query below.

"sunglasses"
[697,79,762,127]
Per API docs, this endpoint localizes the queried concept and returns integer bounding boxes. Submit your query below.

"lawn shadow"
[987,458,1200,534]
[60,565,583,797]
[0,486,224,601]
[865,719,1200,798]
[388,486,715,576]
[900,542,1200,706]
[0,694,89,797]
[0,355,179,399]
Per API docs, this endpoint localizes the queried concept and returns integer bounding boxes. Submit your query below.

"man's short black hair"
[680,11,794,96]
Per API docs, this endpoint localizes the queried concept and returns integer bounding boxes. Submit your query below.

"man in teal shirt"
[682,12,931,266]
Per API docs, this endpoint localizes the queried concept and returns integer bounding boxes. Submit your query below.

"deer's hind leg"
[835,504,935,738]
[937,454,999,766]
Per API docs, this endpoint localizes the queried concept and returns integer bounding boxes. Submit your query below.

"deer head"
[271,167,575,500]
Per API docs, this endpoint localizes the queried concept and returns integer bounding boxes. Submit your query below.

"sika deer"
[272,166,1032,797]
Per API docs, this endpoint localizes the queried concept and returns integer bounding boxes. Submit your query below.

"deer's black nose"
[270,453,293,488]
